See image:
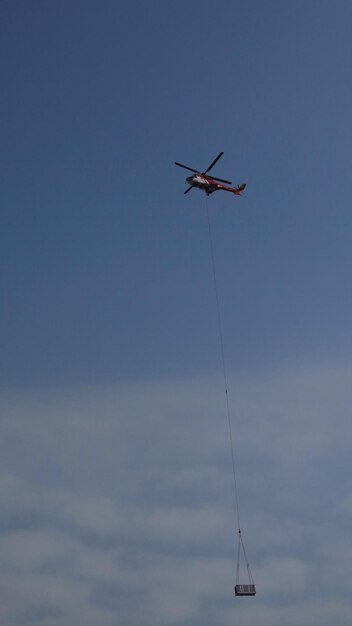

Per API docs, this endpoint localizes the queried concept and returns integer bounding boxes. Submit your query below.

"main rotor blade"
[209,175,232,184]
[203,151,224,174]
[184,186,193,194]
[175,162,199,174]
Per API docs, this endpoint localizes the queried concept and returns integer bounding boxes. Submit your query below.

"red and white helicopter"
[175,151,246,196]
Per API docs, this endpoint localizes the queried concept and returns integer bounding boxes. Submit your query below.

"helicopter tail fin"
[234,183,246,195]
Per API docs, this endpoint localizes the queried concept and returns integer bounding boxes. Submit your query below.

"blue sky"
[1,1,352,625]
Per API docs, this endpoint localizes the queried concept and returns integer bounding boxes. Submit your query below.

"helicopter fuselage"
[186,174,217,194]
[186,174,245,196]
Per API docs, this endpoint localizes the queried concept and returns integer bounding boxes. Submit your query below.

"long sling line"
[205,197,241,534]
[205,197,255,594]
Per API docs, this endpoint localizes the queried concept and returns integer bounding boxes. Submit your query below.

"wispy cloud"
[0,359,351,625]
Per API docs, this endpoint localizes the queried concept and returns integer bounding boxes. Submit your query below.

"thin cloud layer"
[1,360,352,625]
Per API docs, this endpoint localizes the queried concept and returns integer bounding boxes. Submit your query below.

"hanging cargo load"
[235,529,256,598]
[234,584,256,596]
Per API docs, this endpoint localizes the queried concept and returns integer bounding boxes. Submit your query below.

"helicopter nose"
[186,176,193,184]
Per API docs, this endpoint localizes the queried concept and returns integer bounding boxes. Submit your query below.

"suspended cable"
[204,197,256,597]
[205,197,241,532]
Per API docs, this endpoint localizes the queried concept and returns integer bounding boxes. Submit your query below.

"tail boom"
[219,182,246,195]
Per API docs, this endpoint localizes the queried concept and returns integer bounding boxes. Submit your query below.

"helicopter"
[175,151,246,196]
